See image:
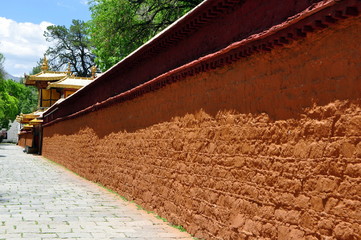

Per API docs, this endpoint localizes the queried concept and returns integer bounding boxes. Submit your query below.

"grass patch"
[172,224,187,232]
[136,204,154,214]
[155,215,168,222]
[154,216,189,234]
[95,183,130,202]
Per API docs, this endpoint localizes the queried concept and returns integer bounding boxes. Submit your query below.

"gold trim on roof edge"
[47,84,83,89]
[47,76,93,89]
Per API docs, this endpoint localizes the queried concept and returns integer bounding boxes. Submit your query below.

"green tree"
[0,53,5,79]
[88,0,202,71]
[0,80,19,129]
[0,79,38,129]
[44,20,95,77]
[0,53,38,129]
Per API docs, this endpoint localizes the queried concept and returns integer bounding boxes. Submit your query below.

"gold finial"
[67,63,71,75]
[41,56,49,72]
[91,65,97,78]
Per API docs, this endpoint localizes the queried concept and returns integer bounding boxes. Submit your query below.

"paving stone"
[22,233,58,238]
[0,144,193,240]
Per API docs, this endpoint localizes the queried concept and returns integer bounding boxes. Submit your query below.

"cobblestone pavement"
[0,144,193,240]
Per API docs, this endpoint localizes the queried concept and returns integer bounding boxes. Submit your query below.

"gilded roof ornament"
[91,65,97,79]
[67,63,71,75]
[41,56,49,72]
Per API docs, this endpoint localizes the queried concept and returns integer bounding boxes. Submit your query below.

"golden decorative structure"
[67,63,72,75]
[18,57,100,152]
[40,56,49,72]
[91,65,97,79]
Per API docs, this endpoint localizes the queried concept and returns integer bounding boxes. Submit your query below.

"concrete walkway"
[0,144,193,240]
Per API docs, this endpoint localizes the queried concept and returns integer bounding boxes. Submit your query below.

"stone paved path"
[0,144,193,240]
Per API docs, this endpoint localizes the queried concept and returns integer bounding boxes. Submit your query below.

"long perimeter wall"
[42,16,361,239]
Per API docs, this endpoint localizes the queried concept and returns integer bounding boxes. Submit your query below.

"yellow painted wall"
[41,89,60,107]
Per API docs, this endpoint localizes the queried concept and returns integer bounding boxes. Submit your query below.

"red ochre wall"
[48,0,322,121]
[43,16,361,240]
[18,132,33,148]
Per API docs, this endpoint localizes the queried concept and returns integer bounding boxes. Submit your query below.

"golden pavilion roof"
[24,57,70,85]
[16,111,44,124]
[24,71,69,85]
[22,124,33,130]
[47,76,93,90]
[17,57,99,133]
[29,119,43,125]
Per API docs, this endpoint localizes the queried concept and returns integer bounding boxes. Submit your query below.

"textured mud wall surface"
[17,136,25,147]
[43,102,361,240]
[18,132,33,148]
[43,18,361,239]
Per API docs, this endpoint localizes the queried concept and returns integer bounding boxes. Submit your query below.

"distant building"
[1,120,20,143]
[17,57,97,153]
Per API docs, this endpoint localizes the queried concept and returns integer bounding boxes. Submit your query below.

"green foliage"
[44,20,95,77]
[155,215,168,222]
[173,224,187,232]
[88,0,202,71]
[0,78,38,129]
[0,53,5,79]
[0,81,18,129]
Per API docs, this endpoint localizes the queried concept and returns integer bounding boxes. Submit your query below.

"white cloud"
[80,0,90,5]
[57,1,74,10]
[0,17,53,77]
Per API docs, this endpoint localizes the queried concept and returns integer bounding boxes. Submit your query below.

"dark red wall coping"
[43,0,360,127]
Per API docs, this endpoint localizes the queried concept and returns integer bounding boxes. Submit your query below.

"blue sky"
[0,0,92,77]
[2,0,91,27]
